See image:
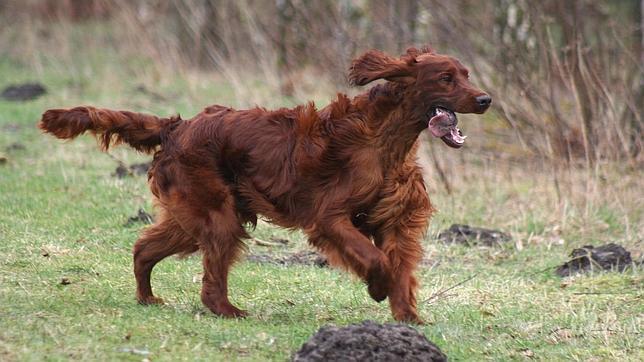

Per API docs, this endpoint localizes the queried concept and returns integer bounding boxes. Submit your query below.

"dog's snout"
[476,95,491,110]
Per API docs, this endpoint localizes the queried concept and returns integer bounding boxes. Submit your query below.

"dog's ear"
[348,50,415,86]
[404,46,434,59]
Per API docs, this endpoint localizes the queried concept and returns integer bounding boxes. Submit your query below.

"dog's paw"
[217,303,248,318]
[226,307,248,318]
[367,281,389,302]
[137,295,165,305]
[394,310,425,325]
[366,259,392,302]
[390,296,424,324]
[203,298,248,318]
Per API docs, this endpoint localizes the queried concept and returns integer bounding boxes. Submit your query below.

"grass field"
[0,52,642,361]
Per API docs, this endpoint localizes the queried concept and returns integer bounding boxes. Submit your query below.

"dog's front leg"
[375,228,425,324]
[370,171,432,324]
[308,217,393,302]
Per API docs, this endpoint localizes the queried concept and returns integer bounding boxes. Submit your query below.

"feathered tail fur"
[39,106,180,153]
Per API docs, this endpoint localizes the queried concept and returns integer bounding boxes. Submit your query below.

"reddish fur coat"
[39,47,490,323]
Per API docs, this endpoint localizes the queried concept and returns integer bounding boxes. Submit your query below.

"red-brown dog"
[40,47,490,323]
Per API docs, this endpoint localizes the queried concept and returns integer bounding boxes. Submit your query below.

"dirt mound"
[113,162,151,178]
[293,320,447,362]
[556,243,633,277]
[437,224,511,246]
[1,83,47,101]
[246,250,327,267]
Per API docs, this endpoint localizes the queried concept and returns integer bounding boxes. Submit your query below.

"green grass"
[0,49,642,361]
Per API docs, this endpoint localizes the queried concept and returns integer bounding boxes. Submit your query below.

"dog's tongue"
[428,108,466,148]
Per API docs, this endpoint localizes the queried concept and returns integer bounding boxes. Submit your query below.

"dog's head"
[348,47,491,148]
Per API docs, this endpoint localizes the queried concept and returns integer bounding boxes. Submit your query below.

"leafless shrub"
[425,0,642,163]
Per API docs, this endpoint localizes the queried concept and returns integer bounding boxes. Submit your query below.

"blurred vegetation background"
[1,0,642,164]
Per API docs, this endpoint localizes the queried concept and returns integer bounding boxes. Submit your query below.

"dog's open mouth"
[427,107,466,148]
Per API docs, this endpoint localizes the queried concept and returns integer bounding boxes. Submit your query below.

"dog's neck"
[357,82,426,168]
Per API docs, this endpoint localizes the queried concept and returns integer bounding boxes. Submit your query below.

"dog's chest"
[350,150,383,187]
[344,156,385,211]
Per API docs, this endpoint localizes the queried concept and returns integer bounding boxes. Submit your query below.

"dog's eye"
[440,74,453,83]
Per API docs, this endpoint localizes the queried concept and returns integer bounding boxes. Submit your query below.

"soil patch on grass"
[247,250,327,267]
[134,85,167,101]
[292,320,447,362]
[1,123,22,132]
[124,209,154,226]
[556,243,633,277]
[437,224,511,246]
[1,83,47,101]
[5,142,26,152]
[113,162,151,178]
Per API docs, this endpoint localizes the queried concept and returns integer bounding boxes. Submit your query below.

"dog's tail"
[39,106,181,153]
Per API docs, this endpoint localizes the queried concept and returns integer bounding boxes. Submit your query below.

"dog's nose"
[476,95,492,109]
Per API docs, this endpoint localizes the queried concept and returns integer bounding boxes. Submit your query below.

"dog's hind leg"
[133,208,198,305]
[198,218,248,318]
[161,176,249,318]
